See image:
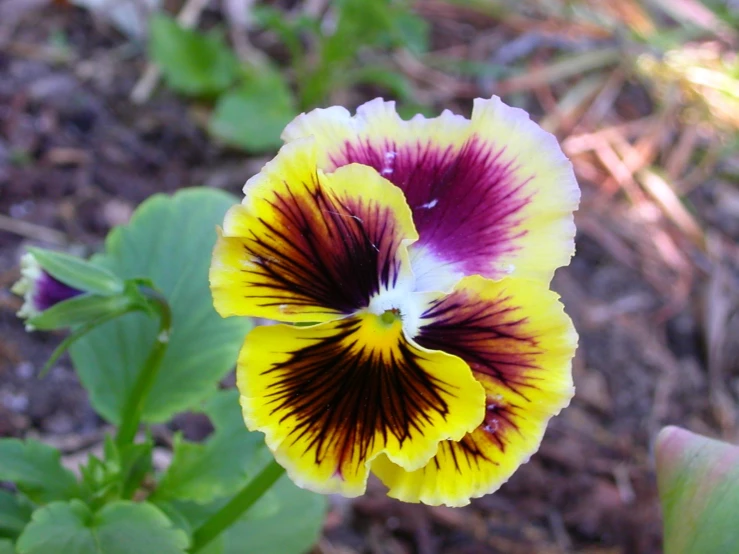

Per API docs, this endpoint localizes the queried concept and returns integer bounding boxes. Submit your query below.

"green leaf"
[209,71,296,152]
[221,476,326,554]
[154,390,267,503]
[16,500,188,554]
[38,305,140,378]
[162,477,306,554]
[198,536,224,554]
[118,441,154,501]
[0,539,15,554]
[159,481,279,530]
[656,426,739,554]
[344,66,413,100]
[325,0,393,61]
[324,0,425,61]
[27,293,134,331]
[0,439,81,504]
[28,248,123,296]
[149,14,238,96]
[165,475,322,554]
[156,503,226,554]
[0,491,32,538]
[392,9,429,55]
[69,188,252,425]
[79,435,154,505]
[253,7,316,65]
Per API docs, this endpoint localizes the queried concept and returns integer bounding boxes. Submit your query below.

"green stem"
[116,287,172,448]
[191,459,286,553]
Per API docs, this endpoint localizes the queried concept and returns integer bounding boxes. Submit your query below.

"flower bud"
[12,253,83,324]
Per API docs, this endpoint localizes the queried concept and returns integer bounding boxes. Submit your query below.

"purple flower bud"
[11,253,83,326]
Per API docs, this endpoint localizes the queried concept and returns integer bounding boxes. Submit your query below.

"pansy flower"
[210,96,579,506]
[12,253,84,326]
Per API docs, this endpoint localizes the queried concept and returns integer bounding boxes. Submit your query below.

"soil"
[2,2,738,553]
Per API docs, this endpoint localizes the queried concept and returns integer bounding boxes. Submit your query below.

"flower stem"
[191,459,286,553]
[116,287,172,449]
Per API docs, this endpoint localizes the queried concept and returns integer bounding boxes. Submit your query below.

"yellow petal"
[237,312,486,497]
[466,97,579,283]
[209,138,418,322]
[373,275,577,506]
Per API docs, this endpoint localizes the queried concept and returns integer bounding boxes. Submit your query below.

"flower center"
[380,308,401,326]
[366,287,423,338]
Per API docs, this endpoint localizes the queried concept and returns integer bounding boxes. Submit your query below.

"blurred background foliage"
[148,0,434,150]
[139,0,739,154]
[1,0,738,552]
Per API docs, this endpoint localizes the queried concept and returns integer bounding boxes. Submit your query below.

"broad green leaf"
[0,491,32,538]
[656,426,739,554]
[209,71,296,152]
[153,502,193,537]
[37,296,143,378]
[154,390,266,503]
[0,539,14,554]
[167,487,279,530]
[69,188,252,424]
[221,476,326,554]
[28,248,123,296]
[0,440,81,504]
[159,458,286,536]
[163,474,318,554]
[149,14,238,96]
[158,457,280,529]
[155,502,226,554]
[153,493,273,554]
[16,500,188,554]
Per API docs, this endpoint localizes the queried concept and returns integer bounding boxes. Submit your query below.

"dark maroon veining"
[239,180,406,317]
[417,288,541,399]
[261,317,454,475]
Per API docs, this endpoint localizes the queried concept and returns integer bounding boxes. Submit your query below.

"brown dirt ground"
[2,2,739,553]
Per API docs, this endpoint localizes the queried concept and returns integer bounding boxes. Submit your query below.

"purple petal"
[33,271,83,312]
